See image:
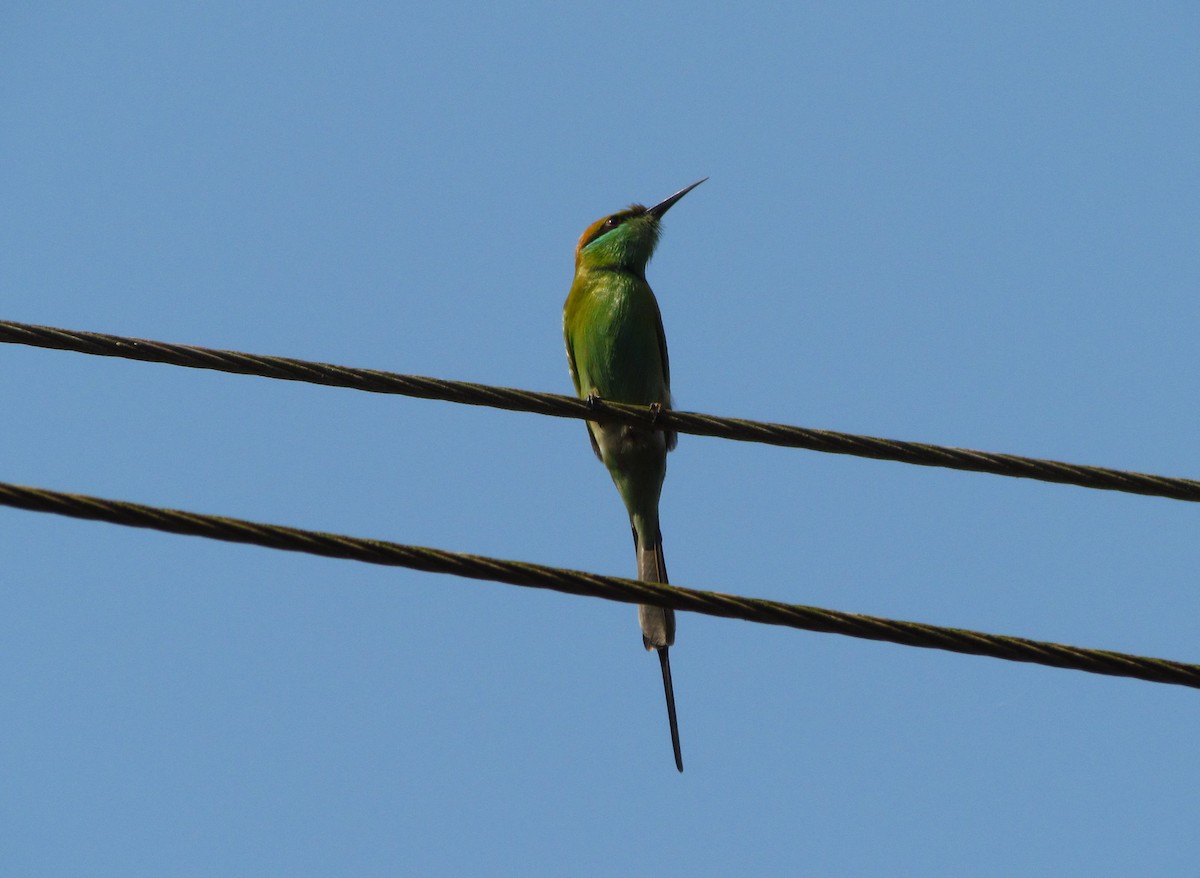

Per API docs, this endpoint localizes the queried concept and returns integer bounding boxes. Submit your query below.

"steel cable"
[3,479,1197,690]
[3,319,1197,502]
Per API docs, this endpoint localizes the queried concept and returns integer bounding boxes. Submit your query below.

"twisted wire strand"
[3,319,1198,502]
[3,479,1197,690]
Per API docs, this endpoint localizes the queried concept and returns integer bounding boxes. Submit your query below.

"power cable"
[2,319,1196,502]
[2,478,1196,690]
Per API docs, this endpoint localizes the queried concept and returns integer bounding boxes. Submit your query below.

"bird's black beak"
[647,178,708,219]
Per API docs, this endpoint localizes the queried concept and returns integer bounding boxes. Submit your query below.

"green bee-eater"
[563,178,705,773]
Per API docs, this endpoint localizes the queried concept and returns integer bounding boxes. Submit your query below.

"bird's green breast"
[564,269,669,407]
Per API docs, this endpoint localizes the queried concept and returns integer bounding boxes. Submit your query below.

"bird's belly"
[590,421,668,496]
[592,419,667,460]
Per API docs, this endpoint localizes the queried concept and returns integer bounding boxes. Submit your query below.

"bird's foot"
[648,401,664,426]
[585,390,604,410]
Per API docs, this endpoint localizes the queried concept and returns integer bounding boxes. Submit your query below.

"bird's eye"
[603,217,619,229]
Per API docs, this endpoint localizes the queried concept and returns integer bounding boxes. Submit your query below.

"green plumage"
[562,179,704,773]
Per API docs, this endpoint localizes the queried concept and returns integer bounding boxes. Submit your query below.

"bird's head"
[574,179,706,273]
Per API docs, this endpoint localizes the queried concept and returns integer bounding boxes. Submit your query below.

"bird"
[562,178,705,773]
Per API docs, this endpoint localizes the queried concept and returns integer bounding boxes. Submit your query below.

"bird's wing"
[653,300,678,452]
[565,332,602,459]
[564,332,581,396]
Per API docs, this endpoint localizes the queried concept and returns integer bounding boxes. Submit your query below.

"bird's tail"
[635,527,682,772]
[657,646,682,772]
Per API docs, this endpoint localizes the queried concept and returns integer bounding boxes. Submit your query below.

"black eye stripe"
[582,204,649,248]
[584,215,624,247]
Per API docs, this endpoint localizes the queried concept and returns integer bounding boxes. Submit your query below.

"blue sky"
[3,3,1199,874]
